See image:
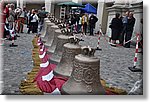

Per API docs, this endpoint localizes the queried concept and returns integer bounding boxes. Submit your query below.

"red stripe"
[134,57,137,62]
[135,49,138,53]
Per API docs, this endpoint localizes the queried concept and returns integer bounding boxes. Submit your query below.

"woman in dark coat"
[110,13,123,44]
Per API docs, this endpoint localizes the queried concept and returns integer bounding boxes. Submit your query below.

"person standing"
[34,9,39,34]
[124,12,136,48]
[82,13,88,35]
[17,6,27,33]
[38,7,47,32]
[119,11,129,46]
[71,14,76,33]
[78,15,82,33]
[8,4,15,30]
[29,9,39,34]
[89,13,98,36]
[3,4,10,27]
[110,13,123,45]
[27,9,34,34]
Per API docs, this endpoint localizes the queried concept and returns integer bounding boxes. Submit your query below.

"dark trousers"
[119,25,126,44]
[124,31,133,48]
[27,22,32,34]
[89,25,94,35]
[83,22,87,35]
[39,20,44,32]
[28,22,38,33]
[77,24,82,33]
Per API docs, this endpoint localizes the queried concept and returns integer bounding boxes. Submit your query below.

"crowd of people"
[109,11,136,48]
[64,12,98,36]
[1,3,48,46]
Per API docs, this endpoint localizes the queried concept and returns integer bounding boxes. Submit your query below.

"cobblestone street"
[1,31,143,95]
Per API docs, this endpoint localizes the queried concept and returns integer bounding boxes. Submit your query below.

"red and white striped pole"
[96,31,102,51]
[128,33,142,72]
[96,25,102,51]
[80,25,84,41]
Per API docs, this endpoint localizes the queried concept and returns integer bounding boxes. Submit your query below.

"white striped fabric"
[38,43,41,46]
[40,60,49,68]
[40,45,45,52]
[50,88,61,95]
[42,71,54,81]
[39,51,46,59]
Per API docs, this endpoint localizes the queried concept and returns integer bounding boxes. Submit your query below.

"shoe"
[16,35,20,37]
[110,43,116,47]
[9,44,18,47]
[124,46,130,48]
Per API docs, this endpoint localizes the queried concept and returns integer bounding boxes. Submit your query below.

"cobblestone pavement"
[1,32,35,95]
[1,30,143,95]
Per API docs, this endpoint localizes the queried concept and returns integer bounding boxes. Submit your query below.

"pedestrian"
[17,6,27,33]
[124,12,136,48]
[89,13,98,36]
[71,14,76,33]
[3,4,10,38]
[28,9,39,34]
[110,13,123,45]
[78,14,82,33]
[8,4,15,30]
[27,9,34,34]
[38,7,47,32]
[119,11,129,46]
[34,9,39,34]
[26,10,31,31]
[75,13,80,33]
[82,13,88,35]
[3,4,10,27]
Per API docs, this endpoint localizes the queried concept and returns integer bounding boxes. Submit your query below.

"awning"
[57,1,84,7]
[81,3,97,14]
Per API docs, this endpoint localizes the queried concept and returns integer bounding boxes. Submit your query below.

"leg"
[17,18,21,33]
[125,31,132,48]
[84,23,87,35]
[119,28,125,44]
[21,18,24,33]
[91,27,94,35]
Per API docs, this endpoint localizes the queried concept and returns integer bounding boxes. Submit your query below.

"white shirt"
[79,17,82,25]
[20,10,25,17]
[31,14,39,22]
